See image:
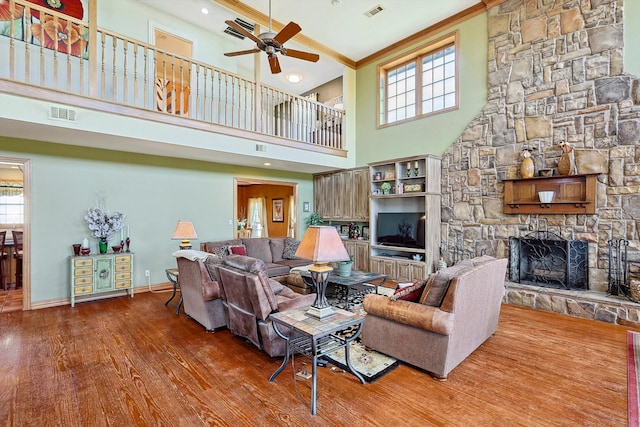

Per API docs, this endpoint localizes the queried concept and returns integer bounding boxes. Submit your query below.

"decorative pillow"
[203,254,223,281]
[216,244,230,258]
[243,238,273,263]
[390,280,427,302]
[420,263,472,307]
[282,237,301,259]
[270,238,285,262]
[229,245,247,256]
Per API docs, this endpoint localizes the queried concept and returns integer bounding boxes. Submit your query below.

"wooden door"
[154,29,193,115]
[353,168,370,220]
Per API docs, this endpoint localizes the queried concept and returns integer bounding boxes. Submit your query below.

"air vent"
[365,5,384,17]
[255,143,267,152]
[224,18,255,40]
[49,105,77,122]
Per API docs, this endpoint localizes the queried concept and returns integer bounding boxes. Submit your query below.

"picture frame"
[340,225,350,235]
[362,225,370,240]
[272,198,284,222]
[303,201,310,212]
[384,169,395,180]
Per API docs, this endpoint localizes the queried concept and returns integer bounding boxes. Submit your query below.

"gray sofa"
[362,256,508,379]
[200,237,311,279]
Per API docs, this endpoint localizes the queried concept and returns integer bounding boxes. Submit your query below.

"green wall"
[625,0,640,76]
[0,138,312,304]
[355,13,488,166]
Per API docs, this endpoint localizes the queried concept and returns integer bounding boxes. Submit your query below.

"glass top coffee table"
[299,270,388,311]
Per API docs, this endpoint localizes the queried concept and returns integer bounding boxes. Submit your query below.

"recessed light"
[286,73,302,84]
[264,162,271,166]
[201,8,209,15]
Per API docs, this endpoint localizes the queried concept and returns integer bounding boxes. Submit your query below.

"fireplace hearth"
[509,232,589,290]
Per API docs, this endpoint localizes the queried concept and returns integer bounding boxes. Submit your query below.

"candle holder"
[406,168,411,177]
[126,237,131,252]
[414,167,419,176]
[120,240,125,252]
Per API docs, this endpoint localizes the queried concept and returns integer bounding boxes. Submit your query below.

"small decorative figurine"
[558,141,576,175]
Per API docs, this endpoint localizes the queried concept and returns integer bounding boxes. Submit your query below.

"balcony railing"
[0,0,344,151]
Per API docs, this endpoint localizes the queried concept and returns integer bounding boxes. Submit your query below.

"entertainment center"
[368,155,441,281]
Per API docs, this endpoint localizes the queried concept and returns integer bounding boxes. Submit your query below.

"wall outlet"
[144,270,150,277]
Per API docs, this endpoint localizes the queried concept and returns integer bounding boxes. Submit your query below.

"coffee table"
[299,270,388,310]
[269,306,365,415]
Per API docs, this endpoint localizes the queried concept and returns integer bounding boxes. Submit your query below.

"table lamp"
[172,220,198,249]
[295,226,350,318]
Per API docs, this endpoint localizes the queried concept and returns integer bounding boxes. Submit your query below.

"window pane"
[444,61,455,78]
[388,110,396,122]
[433,81,444,97]
[433,50,444,66]
[423,57,433,70]
[433,96,444,111]
[444,77,455,94]
[423,85,433,100]
[445,93,456,108]
[445,47,455,63]
[423,100,433,113]
[388,70,397,84]
[407,63,416,77]
[433,65,444,82]
[397,79,406,94]
[423,69,433,85]
[407,77,416,91]
[407,103,416,117]
[388,82,397,97]
[388,95,397,110]
[397,109,406,121]
[397,93,406,108]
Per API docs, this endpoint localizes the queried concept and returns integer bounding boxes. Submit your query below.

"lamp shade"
[295,226,349,262]
[172,220,198,240]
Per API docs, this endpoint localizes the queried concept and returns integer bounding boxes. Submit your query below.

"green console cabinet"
[69,253,134,307]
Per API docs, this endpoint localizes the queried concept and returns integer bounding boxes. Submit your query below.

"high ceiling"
[134,0,481,94]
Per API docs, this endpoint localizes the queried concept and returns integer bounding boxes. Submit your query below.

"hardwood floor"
[0,292,632,426]
[0,288,22,313]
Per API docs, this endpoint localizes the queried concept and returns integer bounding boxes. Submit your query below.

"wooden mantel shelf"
[503,173,598,215]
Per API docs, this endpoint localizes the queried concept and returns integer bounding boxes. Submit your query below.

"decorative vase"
[558,141,576,176]
[521,151,534,178]
[336,261,353,277]
[99,238,108,254]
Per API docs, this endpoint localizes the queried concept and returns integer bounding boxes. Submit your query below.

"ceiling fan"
[223,0,320,74]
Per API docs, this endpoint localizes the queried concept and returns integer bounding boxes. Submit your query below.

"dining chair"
[12,230,22,289]
[0,231,7,291]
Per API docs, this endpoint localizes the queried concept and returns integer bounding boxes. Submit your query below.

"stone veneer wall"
[440,0,640,324]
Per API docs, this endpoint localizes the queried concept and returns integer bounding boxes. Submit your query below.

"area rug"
[323,338,399,383]
[628,331,640,426]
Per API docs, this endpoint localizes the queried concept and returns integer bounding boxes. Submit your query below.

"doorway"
[0,157,30,313]
[234,178,298,239]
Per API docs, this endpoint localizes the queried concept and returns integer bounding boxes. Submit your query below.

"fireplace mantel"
[503,173,598,215]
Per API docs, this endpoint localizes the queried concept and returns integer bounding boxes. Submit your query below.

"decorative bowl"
[112,245,122,253]
[538,191,555,203]
[80,248,91,256]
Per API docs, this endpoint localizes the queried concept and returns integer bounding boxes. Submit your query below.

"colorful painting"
[0,0,89,58]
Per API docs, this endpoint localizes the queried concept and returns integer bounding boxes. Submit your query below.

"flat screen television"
[376,212,425,249]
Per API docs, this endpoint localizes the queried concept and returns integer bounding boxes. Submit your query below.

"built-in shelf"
[503,173,598,214]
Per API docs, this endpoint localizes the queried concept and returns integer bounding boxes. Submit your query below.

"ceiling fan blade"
[225,20,262,44]
[268,55,281,74]
[224,48,261,57]
[273,21,302,45]
[283,48,320,62]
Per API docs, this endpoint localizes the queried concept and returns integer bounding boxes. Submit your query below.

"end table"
[165,268,182,315]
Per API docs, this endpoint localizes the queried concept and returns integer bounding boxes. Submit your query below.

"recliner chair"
[215,255,316,357]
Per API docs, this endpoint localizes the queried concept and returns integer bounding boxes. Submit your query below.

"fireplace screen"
[509,232,588,290]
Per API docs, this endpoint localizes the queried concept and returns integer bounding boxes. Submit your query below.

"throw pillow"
[419,263,472,306]
[216,244,230,258]
[282,237,300,260]
[229,245,247,256]
[390,280,427,302]
[203,254,223,281]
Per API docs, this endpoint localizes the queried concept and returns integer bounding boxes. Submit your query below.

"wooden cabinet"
[369,155,441,280]
[503,173,597,215]
[70,253,134,307]
[313,167,370,221]
[343,239,370,271]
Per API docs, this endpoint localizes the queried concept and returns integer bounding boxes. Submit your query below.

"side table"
[269,306,365,415]
[165,268,182,315]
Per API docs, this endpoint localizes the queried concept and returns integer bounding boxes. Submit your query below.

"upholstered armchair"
[173,250,227,332]
[215,255,317,357]
[362,256,508,379]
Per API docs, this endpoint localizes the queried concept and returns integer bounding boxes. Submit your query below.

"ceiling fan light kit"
[223,0,319,74]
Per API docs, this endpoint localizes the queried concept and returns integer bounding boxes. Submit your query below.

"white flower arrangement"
[85,207,126,240]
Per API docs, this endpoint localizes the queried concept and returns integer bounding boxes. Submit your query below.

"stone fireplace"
[439,0,640,325]
[508,233,588,290]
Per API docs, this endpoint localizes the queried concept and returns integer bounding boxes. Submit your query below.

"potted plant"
[336,255,354,277]
[305,212,324,227]
[380,182,392,195]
